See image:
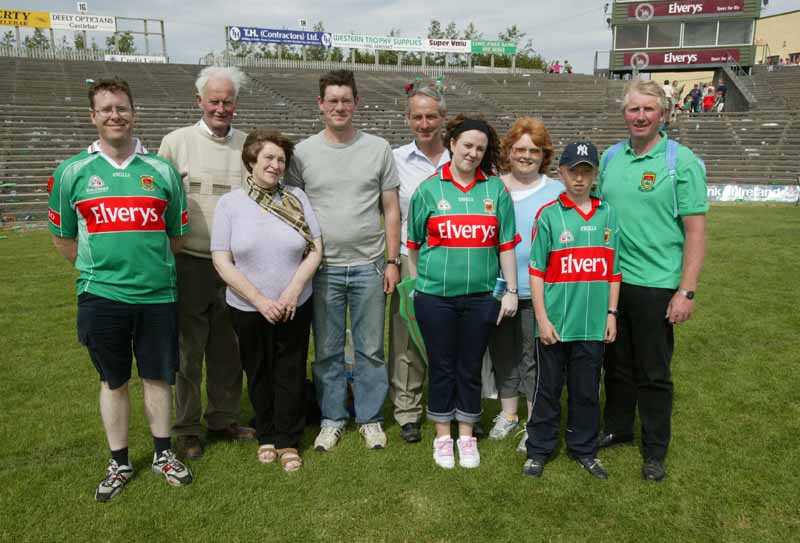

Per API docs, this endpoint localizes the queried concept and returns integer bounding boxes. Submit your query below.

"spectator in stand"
[662,80,674,127]
[703,88,715,112]
[564,61,573,74]
[487,118,564,452]
[158,66,256,460]
[689,84,702,114]
[211,131,322,472]
[407,114,520,469]
[716,79,727,98]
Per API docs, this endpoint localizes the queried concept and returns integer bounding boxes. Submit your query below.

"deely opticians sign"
[629,0,744,20]
[50,13,116,32]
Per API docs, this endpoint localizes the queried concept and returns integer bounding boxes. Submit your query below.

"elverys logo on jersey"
[75,196,168,233]
[427,214,499,248]
[544,246,615,283]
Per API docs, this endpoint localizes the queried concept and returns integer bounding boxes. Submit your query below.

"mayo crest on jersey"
[407,162,520,297]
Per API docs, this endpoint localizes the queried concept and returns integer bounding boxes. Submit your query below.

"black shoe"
[522,458,545,478]
[399,423,421,443]
[176,435,203,460]
[473,421,485,440]
[597,431,634,449]
[642,458,666,482]
[574,456,609,480]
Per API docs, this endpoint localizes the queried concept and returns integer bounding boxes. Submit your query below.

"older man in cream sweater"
[158,66,255,459]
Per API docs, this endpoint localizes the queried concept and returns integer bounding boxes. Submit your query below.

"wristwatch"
[607,309,619,317]
[386,257,401,266]
[678,289,695,300]
[506,287,518,295]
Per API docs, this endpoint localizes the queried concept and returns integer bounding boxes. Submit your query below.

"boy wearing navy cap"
[522,142,621,479]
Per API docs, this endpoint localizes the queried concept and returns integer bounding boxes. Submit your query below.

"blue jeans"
[312,259,388,428]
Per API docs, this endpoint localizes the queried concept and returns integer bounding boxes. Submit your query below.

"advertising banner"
[425,38,471,54]
[0,9,50,28]
[707,184,800,203]
[50,13,115,32]
[331,33,425,51]
[104,54,167,63]
[228,26,331,47]
[471,39,516,55]
[628,0,745,20]
[625,48,739,68]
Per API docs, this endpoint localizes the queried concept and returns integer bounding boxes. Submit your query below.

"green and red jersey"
[529,193,621,341]
[407,162,520,297]
[48,139,189,304]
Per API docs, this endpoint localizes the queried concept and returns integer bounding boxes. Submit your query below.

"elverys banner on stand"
[707,184,799,203]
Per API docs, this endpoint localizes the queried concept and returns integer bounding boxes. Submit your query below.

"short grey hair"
[195,66,247,99]
[405,86,447,116]
[621,79,668,112]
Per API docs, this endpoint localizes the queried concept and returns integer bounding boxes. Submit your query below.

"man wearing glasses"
[48,78,192,501]
[158,66,255,460]
[285,70,401,452]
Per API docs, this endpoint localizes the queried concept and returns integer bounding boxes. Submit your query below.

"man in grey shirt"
[285,70,401,452]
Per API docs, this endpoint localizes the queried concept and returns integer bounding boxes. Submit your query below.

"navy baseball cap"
[559,142,599,168]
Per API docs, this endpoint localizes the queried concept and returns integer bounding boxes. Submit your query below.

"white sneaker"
[359,422,387,449]
[314,426,344,452]
[433,435,455,469]
[457,436,480,468]
[488,413,519,440]
[516,430,529,454]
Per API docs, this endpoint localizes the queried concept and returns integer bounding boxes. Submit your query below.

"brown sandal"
[277,448,302,472]
[257,444,277,464]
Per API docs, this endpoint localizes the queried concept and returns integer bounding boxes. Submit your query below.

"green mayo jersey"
[407,162,520,297]
[529,193,621,342]
[598,132,708,289]
[48,140,189,304]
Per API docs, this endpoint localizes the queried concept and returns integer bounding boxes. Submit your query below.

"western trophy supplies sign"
[331,33,472,54]
[625,48,739,68]
[629,0,744,20]
[228,26,332,47]
[50,13,115,32]
[0,8,50,28]
[331,33,425,51]
[471,40,516,55]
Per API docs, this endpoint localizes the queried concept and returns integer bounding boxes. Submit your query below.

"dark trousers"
[526,340,603,460]
[603,283,674,461]
[229,300,312,449]
[414,292,499,423]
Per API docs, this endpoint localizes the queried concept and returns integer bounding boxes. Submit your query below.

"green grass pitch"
[0,204,798,542]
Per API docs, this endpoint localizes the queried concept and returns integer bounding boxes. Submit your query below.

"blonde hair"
[621,79,668,112]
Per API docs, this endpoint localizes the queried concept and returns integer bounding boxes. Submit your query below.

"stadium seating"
[1,57,799,225]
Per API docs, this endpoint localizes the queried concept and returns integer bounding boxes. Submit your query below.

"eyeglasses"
[93,106,133,118]
[511,146,543,156]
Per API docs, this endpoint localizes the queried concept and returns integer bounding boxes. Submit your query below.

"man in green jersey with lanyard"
[49,78,193,501]
[598,79,708,482]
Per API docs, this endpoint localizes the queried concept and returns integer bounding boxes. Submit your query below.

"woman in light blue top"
[487,117,564,452]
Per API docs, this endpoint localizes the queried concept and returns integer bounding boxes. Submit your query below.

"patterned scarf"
[244,176,316,255]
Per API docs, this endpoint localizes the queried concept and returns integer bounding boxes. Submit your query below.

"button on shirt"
[393,141,450,256]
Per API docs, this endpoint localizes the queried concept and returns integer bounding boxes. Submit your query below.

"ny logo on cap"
[577,144,589,156]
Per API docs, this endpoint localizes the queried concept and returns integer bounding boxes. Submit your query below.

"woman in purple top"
[211,130,322,472]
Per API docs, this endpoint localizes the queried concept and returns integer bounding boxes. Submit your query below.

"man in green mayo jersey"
[48,78,193,502]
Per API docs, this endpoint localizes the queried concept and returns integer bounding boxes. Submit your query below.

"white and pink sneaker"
[433,435,455,469]
[457,436,480,468]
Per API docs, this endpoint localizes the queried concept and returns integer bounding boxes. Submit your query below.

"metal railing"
[0,46,167,63]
